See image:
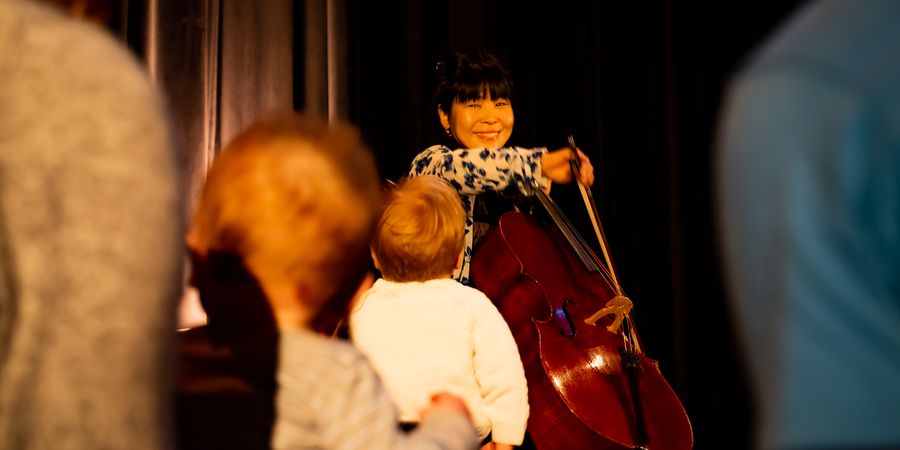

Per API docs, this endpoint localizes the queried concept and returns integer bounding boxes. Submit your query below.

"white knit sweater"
[350,278,529,445]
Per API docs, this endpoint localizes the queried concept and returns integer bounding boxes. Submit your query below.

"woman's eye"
[467,103,480,108]
[496,101,508,107]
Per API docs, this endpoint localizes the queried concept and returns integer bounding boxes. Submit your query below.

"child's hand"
[480,443,513,450]
[422,393,471,421]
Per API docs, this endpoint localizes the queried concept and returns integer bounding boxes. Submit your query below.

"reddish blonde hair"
[190,113,380,314]
[372,175,465,282]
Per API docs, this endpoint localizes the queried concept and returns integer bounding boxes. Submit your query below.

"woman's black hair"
[433,51,514,115]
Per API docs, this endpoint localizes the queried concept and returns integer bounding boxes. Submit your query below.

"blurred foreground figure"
[717,1,900,449]
[182,113,477,450]
[0,1,184,449]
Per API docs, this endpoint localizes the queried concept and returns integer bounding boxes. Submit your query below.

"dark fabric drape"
[303,0,348,121]
[220,0,293,145]
[140,0,292,215]
[143,0,220,216]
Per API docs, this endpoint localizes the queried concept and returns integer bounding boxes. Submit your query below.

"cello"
[470,137,693,450]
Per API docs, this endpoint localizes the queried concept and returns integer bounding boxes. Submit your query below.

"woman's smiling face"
[439,91,514,149]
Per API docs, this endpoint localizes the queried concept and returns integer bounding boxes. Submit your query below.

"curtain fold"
[144,0,294,216]
[144,0,219,217]
[304,0,347,121]
[220,0,293,145]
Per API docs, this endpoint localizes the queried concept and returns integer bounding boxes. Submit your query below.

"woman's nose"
[480,105,499,122]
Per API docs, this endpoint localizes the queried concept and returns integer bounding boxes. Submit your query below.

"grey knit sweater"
[0,1,184,449]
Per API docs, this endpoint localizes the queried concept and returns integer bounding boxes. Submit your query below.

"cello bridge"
[583,295,633,333]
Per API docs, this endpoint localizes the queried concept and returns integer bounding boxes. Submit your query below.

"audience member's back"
[0,1,184,449]
[717,1,900,448]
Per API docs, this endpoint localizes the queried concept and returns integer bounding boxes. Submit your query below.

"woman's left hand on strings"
[540,147,595,186]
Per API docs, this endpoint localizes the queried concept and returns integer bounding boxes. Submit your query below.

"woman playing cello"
[409,51,693,450]
[409,51,595,286]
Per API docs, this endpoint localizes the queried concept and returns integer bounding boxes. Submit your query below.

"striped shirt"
[272,328,477,450]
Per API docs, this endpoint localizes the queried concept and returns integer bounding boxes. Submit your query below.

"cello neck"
[531,189,603,273]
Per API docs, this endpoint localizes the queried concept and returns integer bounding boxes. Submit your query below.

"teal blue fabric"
[718,1,900,448]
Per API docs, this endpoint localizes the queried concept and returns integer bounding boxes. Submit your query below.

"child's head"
[188,113,381,329]
[371,175,465,282]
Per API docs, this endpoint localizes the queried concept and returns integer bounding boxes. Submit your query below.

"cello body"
[471,212,693,450]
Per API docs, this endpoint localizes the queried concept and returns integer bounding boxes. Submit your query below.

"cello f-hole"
[554,299,577,338]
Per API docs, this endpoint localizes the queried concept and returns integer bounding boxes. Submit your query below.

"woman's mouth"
[474,131,501,140]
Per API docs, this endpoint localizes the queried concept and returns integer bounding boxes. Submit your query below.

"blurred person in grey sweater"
[0,0,184,448]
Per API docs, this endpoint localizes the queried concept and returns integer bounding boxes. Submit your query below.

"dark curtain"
[115,0,294,325]
[120,0,294,217]
[112,1,808,448]
[142,0,221,216]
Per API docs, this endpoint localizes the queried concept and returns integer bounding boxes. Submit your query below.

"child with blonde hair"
[351,175,529,450]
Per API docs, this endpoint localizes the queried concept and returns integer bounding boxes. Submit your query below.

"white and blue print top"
[409,145,549,284]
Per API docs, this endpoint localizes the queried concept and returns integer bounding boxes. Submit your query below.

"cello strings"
[537,190,599,272]
[534,189,595,269]
[535,188,645,353]
[533,189,618,292]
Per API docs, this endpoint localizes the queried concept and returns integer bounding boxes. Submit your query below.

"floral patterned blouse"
[409,145,549,284]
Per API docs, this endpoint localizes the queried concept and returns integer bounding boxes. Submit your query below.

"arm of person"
[410,145,594,196]
[272,344,478,450]
[470,295,530,447]
[414,393,480,450]
[540,147,595,187]
[409,145,549,195]
[480,442,513,450]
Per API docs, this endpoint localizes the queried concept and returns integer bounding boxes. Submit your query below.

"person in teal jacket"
[717,1,900,448]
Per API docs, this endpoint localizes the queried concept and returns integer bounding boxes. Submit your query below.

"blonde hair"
[189,113,380,315]
[372,175,465,281]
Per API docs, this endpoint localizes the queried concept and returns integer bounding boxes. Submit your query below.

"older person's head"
[189,113,381,330]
